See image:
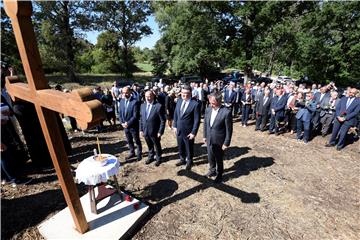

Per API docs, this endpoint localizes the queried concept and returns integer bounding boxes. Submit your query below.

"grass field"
[135,62,154,72]
[43,62,155,90]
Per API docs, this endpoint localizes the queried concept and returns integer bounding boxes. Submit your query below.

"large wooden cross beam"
[4,1,105,233]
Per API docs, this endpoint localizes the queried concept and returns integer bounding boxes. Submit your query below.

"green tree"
[153,1,228,77]
[91,31,124,74]
[94,1,152,77]
[34,1,95,81]
[1,6,22,72]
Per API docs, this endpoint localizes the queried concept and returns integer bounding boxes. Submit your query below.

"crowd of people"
[85,78,359,182]
[1,62,360,185]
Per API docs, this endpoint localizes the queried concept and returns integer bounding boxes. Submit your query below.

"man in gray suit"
[203,92,233,183]
[255,88,271,131]
[320,91,339,137]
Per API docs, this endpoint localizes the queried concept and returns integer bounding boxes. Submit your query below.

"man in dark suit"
[326,88,360,150]
[140,90,166,166]
[313,86,330,132]
[269,88,288,135]
[173,85,201,170]
[203,92,233,183]
[255,88,271,131]
[224,82,237,111]
[119,86,142,160]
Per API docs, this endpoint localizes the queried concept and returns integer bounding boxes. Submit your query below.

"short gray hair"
[209,91,222,103]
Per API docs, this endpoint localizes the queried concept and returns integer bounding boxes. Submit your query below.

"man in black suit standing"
[119,86,142,161]
[203,92,233,183]
[173,85,201,170]
[255,88,271,131]
[140,90,166,166]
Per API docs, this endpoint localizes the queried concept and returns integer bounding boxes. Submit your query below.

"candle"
[96,137,102,156]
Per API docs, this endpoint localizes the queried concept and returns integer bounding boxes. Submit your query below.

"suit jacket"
[241,93,253,105]
[270,95,288,118]
[224,89,237,104]
[314,92,330,104]
[118,96,139,129]
[314,92,330,111]
[320,97,339,117]
[157,92,167,106]
[203,106,233,146]
[132,91,141,102]
[173,98,200,136]
[296,100,317,122]
[335,97,360,126]
[140,101,166,136]
[256,95,271,115]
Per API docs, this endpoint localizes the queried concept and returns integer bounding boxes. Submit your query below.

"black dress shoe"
[336,146,343,151]
[325,143,335,147]
[155,160,161,167]
[145,158,153,164]
[204,171,216,178]
[268,131,274,135]
[126,153,135,160]
[137,155,142,161]
[175,160,186,166]
[214,175,223,183]
[185,163,192,170]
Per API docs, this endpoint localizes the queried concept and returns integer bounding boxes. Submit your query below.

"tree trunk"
[62,1,78,83]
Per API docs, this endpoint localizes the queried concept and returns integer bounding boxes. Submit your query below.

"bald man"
[326,88,360,150]
[119,86,142,160]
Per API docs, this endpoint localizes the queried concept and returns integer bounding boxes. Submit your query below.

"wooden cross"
[4,1,105,233]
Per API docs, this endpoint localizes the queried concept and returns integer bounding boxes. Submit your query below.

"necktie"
[263,97,268,105]
[346,98,353,109]
[180,101,186,116]
[125,100,129,113]
[146,104,151,119]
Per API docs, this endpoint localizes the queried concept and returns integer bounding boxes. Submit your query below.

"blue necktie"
[346,98,353,109]
[146,104,151,119]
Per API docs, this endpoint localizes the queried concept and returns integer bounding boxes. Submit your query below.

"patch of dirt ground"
[1,118,360,240]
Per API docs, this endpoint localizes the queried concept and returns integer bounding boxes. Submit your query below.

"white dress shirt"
[210,107,220,127]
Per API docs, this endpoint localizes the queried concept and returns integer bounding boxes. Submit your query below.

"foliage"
[2,1,359,86]
[93,0,152,78]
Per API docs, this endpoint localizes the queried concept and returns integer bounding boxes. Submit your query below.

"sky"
[85,15,161,49]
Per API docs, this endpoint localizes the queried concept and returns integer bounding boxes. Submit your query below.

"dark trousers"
[288,112,297,132]
[200,101,206,116]
[177,135,194,163]
[242,105,251,125]
[251,102,258,119]
[233,102,240,117]
[320,113,334,135]
[1,149,16,181]
[256,113,268,130]
[269,114,277,133]
[207,144,224,177]
[296,119,311,142]
[312,110,321,131]
[124,128,142,156]
[144,134,162,160]
[329,119,352,148]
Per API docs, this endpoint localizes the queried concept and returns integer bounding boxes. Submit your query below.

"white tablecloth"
[75,154,120,185]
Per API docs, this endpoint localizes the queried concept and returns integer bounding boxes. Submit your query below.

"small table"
[75,154,122,214]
